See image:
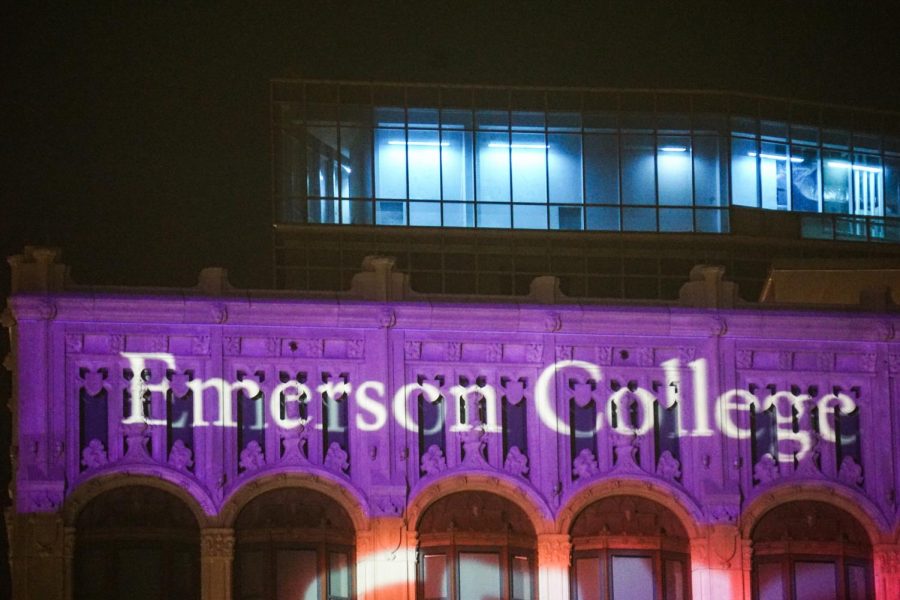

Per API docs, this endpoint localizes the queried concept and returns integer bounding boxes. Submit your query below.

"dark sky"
[3,2,900,290]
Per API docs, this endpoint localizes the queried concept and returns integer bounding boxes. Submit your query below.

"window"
[570,496,690,600]
[235,488,355,600]
[418,492,536,600]
[751,501,873,600]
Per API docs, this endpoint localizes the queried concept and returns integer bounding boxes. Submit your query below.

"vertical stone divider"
[200,527,234,600]
[873,543,900,600]
[537,533,571,600]
[63,526,75,600]
[690,525,750,600]
[356,517,415,600]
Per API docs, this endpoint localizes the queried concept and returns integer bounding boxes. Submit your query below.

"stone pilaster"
[200,528,235,600]
[690,525,750,600]
[62,527,75,600]
[873,543,900,600]
[356,517,415,600]
[537,533,571,600]
[9,512,66,600]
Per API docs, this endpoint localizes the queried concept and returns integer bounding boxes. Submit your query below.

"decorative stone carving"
[373,496,403,516]
[525,343,543,363]
[544,312,562,332]
[324,442,350,474]
[149,335,168,352]
[444,342,461,361]
[555,345,573,360]
[503,446,529,477]
[753,453,779,484]
[300,339,323,358]
[537,534,572,567]
[239,440,266,471]
[224,336,241,355]
[707,504,739,524]
[838,456,864,487]
[612,435,641,472]
[201,529,235,558]
[679,346,696,362]
[404,341,422,360]
[817,352,834,371]
[778,351,792,370]
[378,308,396,328]
[656,450,681,482]
[167,439,194,471]
[596,346,613,365]
[108,334,125,352]
[859,352,876,372]
[82,369,106,397]
[420,445,447,475]
[346,339,365,358]
[795,433,823,477]
[486,343,503,362]
[890,353,900,373]
[81,439,108,469]
[281,423,312,464]
[65,334,83,353]
[572,448,599,481]
[29,490,63,511]
[122,422,152,461]
[265,337,279,356]
[638,347,654,367]
[191,335,210,354]
[736,349,753,369]
[460,426,488,467]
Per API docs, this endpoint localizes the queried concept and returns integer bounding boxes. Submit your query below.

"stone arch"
[406,472,555,535]
[556,476,704,538]
[220,469,370,532]
[64,469,214,527]
[740,482,890,544]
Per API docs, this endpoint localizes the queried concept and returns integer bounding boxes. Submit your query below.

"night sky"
[1,3,899,591]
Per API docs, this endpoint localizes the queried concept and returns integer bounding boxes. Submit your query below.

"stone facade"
[4,248,900,599]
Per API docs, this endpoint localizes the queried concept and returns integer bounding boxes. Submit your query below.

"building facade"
[4,81,900,600]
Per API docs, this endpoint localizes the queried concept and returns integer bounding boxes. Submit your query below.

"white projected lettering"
[121,353,857,461]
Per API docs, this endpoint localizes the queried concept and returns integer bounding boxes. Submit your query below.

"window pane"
[693,136,726,207]
[587,206,620,231]
[731,137,759,207]
[375,128,407,199]
[339,127,373,200]
[549,134,583,203]
[409,202,441,227]
[423,554,448,600]
[794,561,837,600]
[443,202,474,227]
[757,562,783,600]
[441,130,474,201]
[847,565,868,600]
[376,200,406,225]
[329,552,350,600]
[791,146,820,212]
[658,136,692,206]
[664,560,684,600]
[623,207,657,232]
[759,142,791,211]
[239,550,266,598]
[458,552,502,600]
[407,129,442,200]
[885,157,900,217]
[585,134,619,204]
[477,132,511,202]
[117,548,162,600]
[695,208,728,233]
[574,557,601,600]
[276,549,319,600]
[611,556,654,600]
[824,151,852,213]
[852,154,883,216]
[478,203,511,228]
[512,555,532,600]
[622,134,656,205]
[659,208,693,232]
[512,133,548,203]
[551,205,584,231]
[514,204,548,229]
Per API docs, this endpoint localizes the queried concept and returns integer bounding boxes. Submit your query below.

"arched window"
[74,485,200,600]
[234,487,355,600]
[417,491,536,600]
[570,495,690,600]
[752,500,873,600]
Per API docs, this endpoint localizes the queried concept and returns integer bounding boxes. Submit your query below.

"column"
[690,526,750,600]
[9,512,66,600]
[63,526,75,600]
[537,533,571,600]
[356,517,416,600]
[201,527,235,600]
[873,544,900,600]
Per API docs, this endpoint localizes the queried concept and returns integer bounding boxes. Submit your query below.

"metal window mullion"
[544,90,551,232]
[404,89,410,226]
